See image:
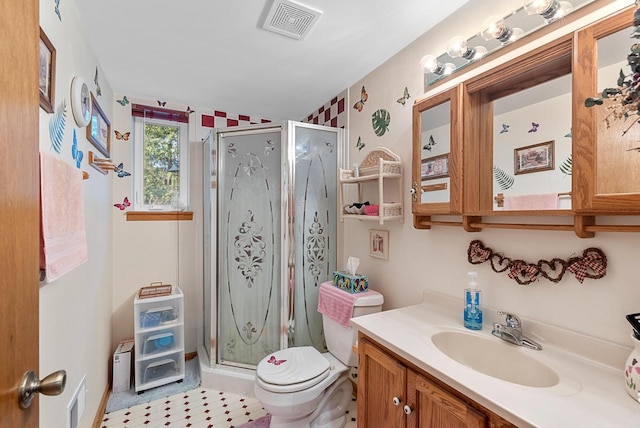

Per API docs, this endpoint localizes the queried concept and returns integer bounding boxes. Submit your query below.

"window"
[132,104,189,211]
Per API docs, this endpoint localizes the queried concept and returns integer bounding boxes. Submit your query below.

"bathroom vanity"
[352,291,640,427]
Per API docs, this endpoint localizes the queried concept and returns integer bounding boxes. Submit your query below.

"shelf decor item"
[138,282,172,299]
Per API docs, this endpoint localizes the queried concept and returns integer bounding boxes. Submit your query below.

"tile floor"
[100,386,358,428]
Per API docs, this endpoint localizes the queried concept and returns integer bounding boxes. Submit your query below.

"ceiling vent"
[261,0,322,40]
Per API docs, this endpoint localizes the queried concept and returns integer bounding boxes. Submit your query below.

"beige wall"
[345,0,639,347]
[39,1,114,426]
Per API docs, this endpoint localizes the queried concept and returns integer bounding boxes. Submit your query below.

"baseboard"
[91,384,110,428]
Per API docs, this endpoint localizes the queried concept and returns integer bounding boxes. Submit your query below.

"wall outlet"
[67,375,86,428]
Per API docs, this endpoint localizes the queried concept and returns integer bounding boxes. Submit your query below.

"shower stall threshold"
[197,345,257,398]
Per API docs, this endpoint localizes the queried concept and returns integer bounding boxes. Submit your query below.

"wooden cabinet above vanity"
[411,5,640,237]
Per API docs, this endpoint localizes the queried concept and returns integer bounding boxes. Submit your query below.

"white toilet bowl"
[254,350,352,427]
[254,284,384,428]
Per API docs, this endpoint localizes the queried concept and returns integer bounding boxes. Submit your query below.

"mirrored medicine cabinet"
[411,4,640,237]
[412,85,463,228]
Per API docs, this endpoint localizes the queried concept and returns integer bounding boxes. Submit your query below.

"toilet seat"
[256,346,330,393]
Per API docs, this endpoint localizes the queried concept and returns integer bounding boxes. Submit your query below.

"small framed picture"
[369,229,389,260]
[514,140,554,175]
[421,153,449,181]
[38,28,56,113]
[86,92,111,157]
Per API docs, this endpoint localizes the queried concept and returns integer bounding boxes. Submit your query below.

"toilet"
[254,282,384,428]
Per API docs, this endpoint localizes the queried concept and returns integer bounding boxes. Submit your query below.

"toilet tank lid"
[353,290,383,307]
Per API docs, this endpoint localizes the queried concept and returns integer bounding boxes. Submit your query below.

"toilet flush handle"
[392,396,401,406]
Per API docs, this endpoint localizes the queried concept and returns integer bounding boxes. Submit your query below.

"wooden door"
[358,338,406,428]
[0,0,40,426]
[406,369,487,428]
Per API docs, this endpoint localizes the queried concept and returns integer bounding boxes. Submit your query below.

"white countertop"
[351,290,640,427]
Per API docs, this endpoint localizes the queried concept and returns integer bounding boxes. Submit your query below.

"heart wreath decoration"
[467,240,607,285]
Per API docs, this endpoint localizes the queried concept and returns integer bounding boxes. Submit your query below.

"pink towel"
[318,281,378,328]
[40,152,88,283]
[503,193,558,210]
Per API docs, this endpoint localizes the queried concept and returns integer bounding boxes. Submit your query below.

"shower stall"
[202,121,344,383]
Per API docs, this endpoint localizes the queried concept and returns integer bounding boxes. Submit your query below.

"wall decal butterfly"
[397,86,410,106]
[186,106,195,114]
[267,356,286,366]
[500,124,510,134]
[94,67,102,96]
[116,96,129,106]
[113,163,131,178]
[71,129,83,169]
[114,130,131,141]
[54,0,61,21]
[528,122,540,133]
[353,86,368,112]
[114,196,131,211]
[356,136,365,151]
[423,134,436,151]
[565,129,572,138]
[157,100,166,107]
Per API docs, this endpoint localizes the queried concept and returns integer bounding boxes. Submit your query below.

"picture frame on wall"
[86,92,111,157]
[38,27,56,113]
[514,140,554,175]
[421,153,449,181]
[369,229,389,260]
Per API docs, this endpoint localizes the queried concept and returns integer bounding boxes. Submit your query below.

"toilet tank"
[322,290,384,367]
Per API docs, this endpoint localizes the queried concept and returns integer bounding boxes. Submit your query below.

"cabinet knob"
[403,404,413,415]
[410,182,418,201]
[392,396,401,406]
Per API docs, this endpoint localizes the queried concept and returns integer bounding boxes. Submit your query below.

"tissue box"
[332,271,369,293]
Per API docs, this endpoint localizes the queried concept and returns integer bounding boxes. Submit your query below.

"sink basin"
[431,331,559,388]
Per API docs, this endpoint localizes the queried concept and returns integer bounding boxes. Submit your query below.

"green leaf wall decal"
[371,109,390,136]
[49,99,67,154]
[559,155,572,176]
[493,165,514,190]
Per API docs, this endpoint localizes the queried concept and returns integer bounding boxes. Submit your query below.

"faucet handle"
[497,311,521,329]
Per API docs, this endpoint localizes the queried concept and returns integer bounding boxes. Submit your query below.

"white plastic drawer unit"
[133,285,185,393]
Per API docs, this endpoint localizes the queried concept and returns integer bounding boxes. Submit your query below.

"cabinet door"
[573,7,640,213]
[358,339,406,428]
[406,369,487,428]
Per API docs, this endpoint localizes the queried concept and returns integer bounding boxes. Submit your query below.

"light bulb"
[421,54,444,75]
[473,45,488,60]
[481,15,513,44]
[525,0,572,21]
[446,36,470,59]
[443,63,456,75]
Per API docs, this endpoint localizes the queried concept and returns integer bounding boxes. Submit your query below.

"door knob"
[19,370,66,409]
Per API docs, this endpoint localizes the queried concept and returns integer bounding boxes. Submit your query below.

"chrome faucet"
[492,311,542,351]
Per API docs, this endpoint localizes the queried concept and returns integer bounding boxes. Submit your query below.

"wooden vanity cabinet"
[358,334,515,428]
[358,333,515,428]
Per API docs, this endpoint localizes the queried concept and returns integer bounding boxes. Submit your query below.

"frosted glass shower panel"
[291,124,338,350]
[218,129,282,366]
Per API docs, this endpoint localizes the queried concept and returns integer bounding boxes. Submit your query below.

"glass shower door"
[217,127,283,367]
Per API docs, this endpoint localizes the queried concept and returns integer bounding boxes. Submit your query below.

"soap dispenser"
[464,271,483,330]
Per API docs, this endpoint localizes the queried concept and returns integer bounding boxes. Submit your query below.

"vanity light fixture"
[525,0,573,22]
[421,54,455,75]
[480,15,524,44]
[446,36,488,60]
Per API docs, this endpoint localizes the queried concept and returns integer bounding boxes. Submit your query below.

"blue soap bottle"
[464,271,483,330]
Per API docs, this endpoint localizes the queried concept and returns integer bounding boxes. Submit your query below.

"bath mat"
[236,414,271,428]
[105,357,200,413]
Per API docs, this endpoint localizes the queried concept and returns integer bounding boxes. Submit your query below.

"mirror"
[573,6,640,213]
[464,34,573,213]
[492,73,572,211]
[412,86,462,218]
[424,0,596,89]
[594,25,640,194]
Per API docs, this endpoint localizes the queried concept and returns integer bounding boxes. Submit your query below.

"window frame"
[132,114,190,212]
